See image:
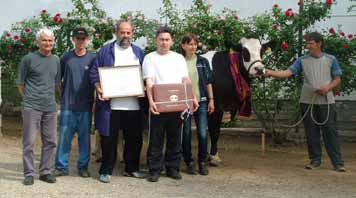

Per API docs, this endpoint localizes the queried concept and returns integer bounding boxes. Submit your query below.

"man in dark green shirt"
[16,28,61,185]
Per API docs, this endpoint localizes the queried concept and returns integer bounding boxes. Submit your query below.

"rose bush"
[1,0,355,143]
[0,0,114,104]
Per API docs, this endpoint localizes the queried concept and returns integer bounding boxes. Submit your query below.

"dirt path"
[0,130,356,198]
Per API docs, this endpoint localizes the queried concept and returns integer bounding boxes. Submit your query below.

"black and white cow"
[201,37,271,162]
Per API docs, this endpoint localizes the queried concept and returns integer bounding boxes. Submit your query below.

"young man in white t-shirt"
[143,26,198,182]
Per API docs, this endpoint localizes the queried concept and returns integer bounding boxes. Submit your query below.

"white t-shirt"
[142,51,188,84]
[110,43,140,110]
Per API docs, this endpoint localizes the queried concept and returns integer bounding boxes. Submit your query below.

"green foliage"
[0,0,114,105]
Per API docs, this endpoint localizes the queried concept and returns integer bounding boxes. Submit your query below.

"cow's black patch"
[242,47,251,63]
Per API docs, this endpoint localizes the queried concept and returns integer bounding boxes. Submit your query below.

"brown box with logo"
[152,83,194,113]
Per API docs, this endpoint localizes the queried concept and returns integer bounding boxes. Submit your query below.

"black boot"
[186,161,196,175]
[199,162,209,175]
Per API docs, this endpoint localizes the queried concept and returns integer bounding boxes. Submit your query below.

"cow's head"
[234,38,273,76]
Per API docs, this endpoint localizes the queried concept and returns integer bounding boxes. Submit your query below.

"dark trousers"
[99,110,143,175]
[208,110,224,155]
[301,103,344,167]
[147,112,182,174]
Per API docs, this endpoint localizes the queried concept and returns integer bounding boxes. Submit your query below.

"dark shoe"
[305,162,321,170]
[186,161,196,175]
[39,174,56,183]
[123,171,146,179]
[23,176,34,185]
[147,172,160,182]
[166,170,182,180]
[78,169,90,178]
[198,162,209,175]
[334,165,346,172]
[54,169,69,177]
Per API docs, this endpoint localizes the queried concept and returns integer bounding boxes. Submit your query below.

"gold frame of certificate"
[98,65,144,98]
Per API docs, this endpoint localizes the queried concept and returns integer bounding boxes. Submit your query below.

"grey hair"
[115,20,133,32]
[36,28,55,42]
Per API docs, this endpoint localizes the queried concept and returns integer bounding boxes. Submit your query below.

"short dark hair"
[307,32,324,49]
[155,26,173,38]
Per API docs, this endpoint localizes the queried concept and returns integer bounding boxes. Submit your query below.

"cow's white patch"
[239,38,264,76]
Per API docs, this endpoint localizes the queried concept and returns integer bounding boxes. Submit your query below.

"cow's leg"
[208,110,223,166]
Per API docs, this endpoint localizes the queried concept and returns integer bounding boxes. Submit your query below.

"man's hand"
[149,101,160,115]
[317,84,330,95]
[263,69,271,77]
[95,82,109,101]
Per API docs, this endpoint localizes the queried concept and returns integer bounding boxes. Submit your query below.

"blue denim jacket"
[196,55,214,101]
[89,41,145,136]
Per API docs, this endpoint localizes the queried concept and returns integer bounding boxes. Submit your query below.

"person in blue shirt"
[264,32,346,172]
[54,27,96,177]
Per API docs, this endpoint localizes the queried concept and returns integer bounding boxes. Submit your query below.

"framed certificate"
[98,65,144,98]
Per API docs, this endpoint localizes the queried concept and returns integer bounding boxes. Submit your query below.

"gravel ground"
[0,133,355,198]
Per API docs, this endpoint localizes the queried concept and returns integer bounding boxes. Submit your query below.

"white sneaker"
[209,153,222,166]
[99,174,111,183]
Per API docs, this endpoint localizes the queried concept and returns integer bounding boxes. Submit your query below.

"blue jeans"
[182,101,208,164]
[55,110,91,172]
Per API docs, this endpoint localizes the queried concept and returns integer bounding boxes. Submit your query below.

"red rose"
[326,0,333,6]
[216,31,222,36]
[54,15,59,22]
[333,90,340,96]
[41,9,47,13]
[285,9,293,17]
[21,38,26,43]
[55,13,61,16]
[298,1,302,6]
[59,18,64,23]
[339,32,345,37]
[272,24,278,30]
[7,45,13,49]
[348,34,353,39]
[343,42,348,49]
[281,41,288,49]
[24,27,31,33]
[329,27,335,34]
[6,32,11,37]
[273,4,278,8]
[13,35,19,40]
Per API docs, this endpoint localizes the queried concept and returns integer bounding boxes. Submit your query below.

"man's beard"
[119,37,131,48]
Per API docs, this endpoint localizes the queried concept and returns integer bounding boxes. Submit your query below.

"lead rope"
[280,93,330,128]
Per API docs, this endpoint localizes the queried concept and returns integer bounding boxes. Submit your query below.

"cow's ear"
[232,43,242,52]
